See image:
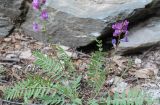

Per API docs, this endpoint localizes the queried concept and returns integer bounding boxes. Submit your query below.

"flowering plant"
[112,20,129,49]
[32,0,48,32]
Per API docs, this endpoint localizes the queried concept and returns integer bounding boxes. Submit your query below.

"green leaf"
[72,98,82,105]
[88,99,99,105]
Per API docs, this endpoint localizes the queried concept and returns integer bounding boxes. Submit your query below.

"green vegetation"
[3,44,155,105]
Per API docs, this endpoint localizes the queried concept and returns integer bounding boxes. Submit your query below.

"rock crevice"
[0,0,29,37]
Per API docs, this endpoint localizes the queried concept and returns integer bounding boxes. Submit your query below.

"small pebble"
[135,58,142,65]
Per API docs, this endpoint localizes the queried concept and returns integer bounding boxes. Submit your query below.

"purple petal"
[41,10,48,20]
[112,39,116,45]
[125,31,129,35]
[122,20,129,30]
[112,39,117,48]
[117,23,123,30]
[33,23,39,32]
[123,20,129,26]
[112,22,123,30]
[112,24,116,29]
[113,30,121,36]
[32,0,40,10]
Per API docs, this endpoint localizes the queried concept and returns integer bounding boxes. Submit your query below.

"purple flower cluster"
[32,0,46,10]
[112,20,129,48]
[32,0,48,32]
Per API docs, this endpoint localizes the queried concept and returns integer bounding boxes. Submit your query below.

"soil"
[0,30,160,105]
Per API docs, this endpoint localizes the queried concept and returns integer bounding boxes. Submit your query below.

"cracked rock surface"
[22,0,154,48]
[0,0,25,37]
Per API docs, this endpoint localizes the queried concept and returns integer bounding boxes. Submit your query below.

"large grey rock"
[0,0,25,37]
[0,14,13,37]
[22,0,154,48]
[118,17,160,54]
[46,0,152,19]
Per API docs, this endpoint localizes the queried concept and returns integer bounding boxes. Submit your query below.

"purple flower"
[112,20,129,37]
[111,20,129,47]
[32,0,40,10]
[33,23,39,32]
[41,10,48,20]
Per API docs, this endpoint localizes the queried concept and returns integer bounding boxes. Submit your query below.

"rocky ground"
[0,30,160,104]
[0,0,160,104]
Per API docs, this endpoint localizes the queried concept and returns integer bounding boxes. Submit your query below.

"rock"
[19,49,32,59]
[6,53,18,59]
[15,44,21,49]
[135,58,142,68]
[59,45,77,58]
[135,58,142,65]
[134,68,158,79]
[109,76,129,93]
[22,0,153,48]
[112,55,127,69]
[14,33,21,40]
[0,14,13,37]
[4,37,11,42]
[0,0,24,17]
[13,65,22,69]
[142,80,160,101]
[118,17,160,54]
[0,0,26,37]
